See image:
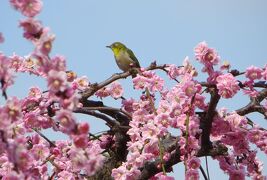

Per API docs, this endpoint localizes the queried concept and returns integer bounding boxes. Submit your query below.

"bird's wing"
[127,48,141,68]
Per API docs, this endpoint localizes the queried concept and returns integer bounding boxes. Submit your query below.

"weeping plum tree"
[0,0,266,179]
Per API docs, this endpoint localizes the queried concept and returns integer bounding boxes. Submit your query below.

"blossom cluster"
[0,1,266,180]
[0,1,105,179]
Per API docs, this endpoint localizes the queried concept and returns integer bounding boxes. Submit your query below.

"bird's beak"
[106,45,111,48]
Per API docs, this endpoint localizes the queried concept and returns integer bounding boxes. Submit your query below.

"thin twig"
[205,156,210,180]
[199,165,208,180]
[32,128,56,147]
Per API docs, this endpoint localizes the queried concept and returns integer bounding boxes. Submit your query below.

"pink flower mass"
[0,1,266,179]
[216,73,240,98]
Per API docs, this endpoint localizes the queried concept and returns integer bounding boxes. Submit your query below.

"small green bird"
[106,42,141,74]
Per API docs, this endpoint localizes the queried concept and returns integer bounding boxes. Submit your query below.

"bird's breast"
[115,52,134,72]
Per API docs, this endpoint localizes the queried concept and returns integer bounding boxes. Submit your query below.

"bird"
[106,42,141,76]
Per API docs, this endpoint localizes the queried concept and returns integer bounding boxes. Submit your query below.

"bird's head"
[106,42,127,56]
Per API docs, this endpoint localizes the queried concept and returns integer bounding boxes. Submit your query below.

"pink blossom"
[122,98,135,113]
[73,76,89,90]
[7,138,33,172]
[248,128,267,154]
[185,169,199,180]
[50,55,67,72]
[77,122,90,134]
[83,142,105,176]
[152,172,175,180]
[157,100,171,114]
[150,75,164,92]
[109,81,123,99]
[19,18,43,41]
[57,171,75,180]
[35,28,55,55]
[56,109,76,134]
[187,157,201,169]
[73,134,88,148]
[182,56,198,76]
[9,53,23,71]
[194,41,220,66]
[229,168,245,180]
[133,74,147,90]
[95,87,110,98]
[216,73,240,98]
[2,171,24,180]
[111,162,141,180]
[141,122,160,138]
[99,134,114,149]
[4,97,22,121]
[245,66,263,80]
[132,71,163,92]
[167,64,180,79]
[154,113,170,127]
[28,86,42,98]
[0,32,4,43]
[225,112,247,129]
[31,144,49,161]
[211,116,231,136]
[143,138,159,156]
[10,0,43,17]
[47,70,67,92]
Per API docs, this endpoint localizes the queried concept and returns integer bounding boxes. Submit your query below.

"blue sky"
[1,0,267,179]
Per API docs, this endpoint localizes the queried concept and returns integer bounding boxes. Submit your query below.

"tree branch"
[235,88,267,118]
[81,63,168,99]
[73,108,119,127]
[200,88,221,151]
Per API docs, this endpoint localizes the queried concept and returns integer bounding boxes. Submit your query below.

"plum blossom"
[57,171,75,180]
[216,73,240,98]
[187,157,201,169]
[55,109,76,134]
[47,70,67,92]
[19,18,43,41]
[9,53,23,71]
[50,55,67,72]
[245,65,263,80]
[73,76,89,90]
[72,134,88,148]
[4,97,22,122]
[194,41,220,66]
[28,86,42,98]
[229,168,245,180]
[154,113,170,127]
[10,0,43,17]
[95,86,110,98]
[111,162,141,180]
[133,71,164,92]
[152,172,175,180]
[122,98,135,113]
[31,144,50,161]
[109,81,123,99]
[185,169,199,180]
[167,64,180,79]
[35,28,55,55]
